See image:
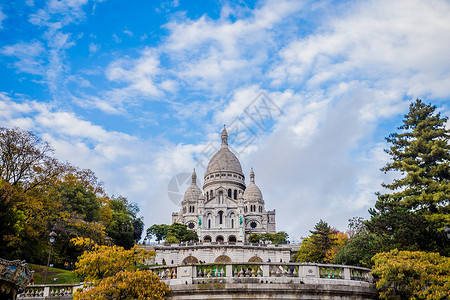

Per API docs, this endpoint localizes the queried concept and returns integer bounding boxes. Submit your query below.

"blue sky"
[1,0,450,241]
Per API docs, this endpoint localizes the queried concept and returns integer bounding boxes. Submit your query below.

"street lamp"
[444,224,450,241]
[44,231,57,285]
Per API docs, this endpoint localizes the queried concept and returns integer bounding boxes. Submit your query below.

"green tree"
[0,180,25,258]
[166,223,198,242]
[372,249,450,299]
[146,224,170,243]
[333,218,377,267]
[294,220,336,263]
[105,196,142,249]
[368,99,450,254]
[248,232,289,244]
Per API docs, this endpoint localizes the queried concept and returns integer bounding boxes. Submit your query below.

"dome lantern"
[221,125,228,148]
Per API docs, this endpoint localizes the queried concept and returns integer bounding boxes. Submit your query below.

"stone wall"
[144,242,291,265]
[169,282,378,300]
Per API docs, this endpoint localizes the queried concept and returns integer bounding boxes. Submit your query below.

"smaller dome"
[183,169,202,202]
[243,168,263,200]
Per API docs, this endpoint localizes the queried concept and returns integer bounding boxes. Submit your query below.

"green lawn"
[28,264,81,284]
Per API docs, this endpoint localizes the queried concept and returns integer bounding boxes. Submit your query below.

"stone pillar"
[226,265,233,278]
[178,266,193,284]
[343,267,351,280]
[262,264,270,277]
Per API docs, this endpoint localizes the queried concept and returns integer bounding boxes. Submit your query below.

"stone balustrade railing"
[146,262,373,286]
[17,283,88,299]
[16,263,373,299]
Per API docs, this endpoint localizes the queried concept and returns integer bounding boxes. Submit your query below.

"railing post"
[262,264,270,277]
[344,267,351,280]
[177,265,193,284]
[226,264,232,277]
[43,286,50,297]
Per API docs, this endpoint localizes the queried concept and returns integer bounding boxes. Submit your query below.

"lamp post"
[444,224,450,241]
[44,231,57,285]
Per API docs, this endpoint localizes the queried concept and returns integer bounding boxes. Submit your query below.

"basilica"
[172,127,276,243]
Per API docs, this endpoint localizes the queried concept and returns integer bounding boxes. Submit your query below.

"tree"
[248,232,289,244]
[0,127,63,191]
[294,220,337,263]
[72,237,155,282]
[333,218,377,267]
[372,249,450,299]
[0,180,25,257]
[72,238,170,300]
[368,99,450,254]
[166,223,198,242]
[147,224,170,243]
[105,196,139,249]
[73,269,171,300]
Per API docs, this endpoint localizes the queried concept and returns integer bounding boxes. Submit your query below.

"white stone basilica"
[172,127,276,243]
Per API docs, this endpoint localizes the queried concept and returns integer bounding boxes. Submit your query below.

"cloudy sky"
[1,0,450,241]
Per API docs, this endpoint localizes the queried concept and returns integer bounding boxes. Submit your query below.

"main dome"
[205,127,243,175]
[206,148,243,174]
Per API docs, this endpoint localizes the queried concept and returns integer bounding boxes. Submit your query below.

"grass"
[29,264,81,284]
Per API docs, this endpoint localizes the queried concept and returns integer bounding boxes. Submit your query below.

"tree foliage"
[146,223,198,243]
[0,127,144,264]
[72,237,155,282]
[294,220,345,263]
[367,99,450,254]
[247,232,289,244]
[72,238,170,300]
[333,218,378,267]
[146,224,170,243]
[372,249,450,300]
[73,269,170,300]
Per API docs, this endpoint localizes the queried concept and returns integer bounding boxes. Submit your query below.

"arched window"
[208,219,211,229]
[206,192,209,201]
[210,190,213,198]
[218,211,223,224]
[228,189,232,198]
[230,213,235,228]
[219,191,223,204]
[183,206,186,213]
[234,189,237,199]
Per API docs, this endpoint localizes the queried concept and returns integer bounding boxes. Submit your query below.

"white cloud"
[271,0,450,99]
[1,41,46,75]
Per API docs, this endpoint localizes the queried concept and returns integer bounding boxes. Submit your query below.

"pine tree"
[368,99,450,253]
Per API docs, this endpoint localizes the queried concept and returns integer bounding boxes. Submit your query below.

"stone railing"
[146,262,373,286]
[17,283,87,299]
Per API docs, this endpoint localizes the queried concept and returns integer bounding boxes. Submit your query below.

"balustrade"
[147,262,372,284]
[18,283,85,299]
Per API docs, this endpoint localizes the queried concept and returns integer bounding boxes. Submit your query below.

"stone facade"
[144,242,291,265]
[172,127,276,243]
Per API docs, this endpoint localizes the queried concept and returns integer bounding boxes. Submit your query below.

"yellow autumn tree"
[372,249,450,300]
[73,269,170,300]
[72,237,170,299]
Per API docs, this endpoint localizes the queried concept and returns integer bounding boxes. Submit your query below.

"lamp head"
[49,230,57,244]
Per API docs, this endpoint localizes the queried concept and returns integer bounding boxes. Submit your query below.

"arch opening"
[214,255,232,263]
[182,256,199,264]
